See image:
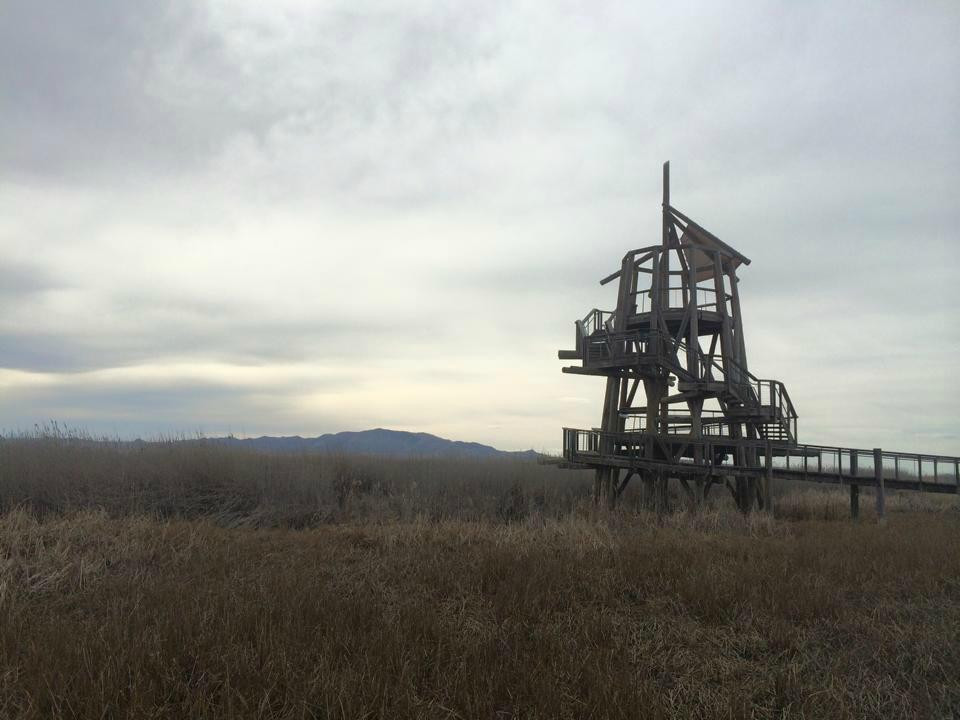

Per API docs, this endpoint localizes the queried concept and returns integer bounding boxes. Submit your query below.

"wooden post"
[655,473,668,516]
[686,246,700,377]
[728,268,748,373]
[763,440,773,514]
[662,162,671,311]
[713,254,734,383]
[850,451,859,519]
[642,473,656,510]
[873,448,885,522]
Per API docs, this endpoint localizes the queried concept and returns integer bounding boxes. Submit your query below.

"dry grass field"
[1,432,959,718]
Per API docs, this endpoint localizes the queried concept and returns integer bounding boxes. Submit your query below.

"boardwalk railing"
[562,428,960,494]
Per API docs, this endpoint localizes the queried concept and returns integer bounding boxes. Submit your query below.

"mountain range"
[213,428,538,460]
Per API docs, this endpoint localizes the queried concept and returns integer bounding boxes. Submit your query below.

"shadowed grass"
[1,430,953,527]
[1,511,958,718]
[1,430,958,717]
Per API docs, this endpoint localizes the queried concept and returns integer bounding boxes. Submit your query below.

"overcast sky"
[1,0,958,453]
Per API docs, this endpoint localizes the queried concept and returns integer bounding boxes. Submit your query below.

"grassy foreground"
[2,508,959,719]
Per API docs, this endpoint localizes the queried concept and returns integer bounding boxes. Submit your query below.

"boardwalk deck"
[562,428,960,495]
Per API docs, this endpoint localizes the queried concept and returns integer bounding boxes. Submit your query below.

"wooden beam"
[615,470,635,498]
[666,205,752,265]
[728,270,748,373]
[850,451,859,519]
[874,448,885,522]
[663,161,670,208]
[599,250,658,286]
[762,440,773,514]
[686,244,699,380]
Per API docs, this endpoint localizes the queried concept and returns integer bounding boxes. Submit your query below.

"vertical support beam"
[650,252,662,356]
[594,251,638,511]
[850,451,859,520]
[686,246,700,379]
[644,377,665,438]
[615,253,635,331]
[762,440,773,514]
[663,161,670,208]
[873,448,885,522]
[594,375,621,507]
[728,268,748,373]
[688,399,703,444]
[655,474,668,516]
[642,472,656,510]
[713,254,735,383]
[694,477,706,507]
[606,469,619,509]
[662,162,671,311]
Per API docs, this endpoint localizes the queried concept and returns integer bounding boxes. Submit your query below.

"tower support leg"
[606,469,619,510]
[873,448,885,523]
[594,467,620,510]
[641,473,656,510]
[761,441,773,514]
[655,474,669,516]
[694,478,706,508]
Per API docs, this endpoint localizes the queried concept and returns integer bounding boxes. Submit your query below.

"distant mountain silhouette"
[213,428,537,460]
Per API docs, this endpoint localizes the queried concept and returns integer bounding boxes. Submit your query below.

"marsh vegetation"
[1,431,957,718]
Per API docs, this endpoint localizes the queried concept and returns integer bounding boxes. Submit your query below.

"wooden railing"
[561,429,960,493]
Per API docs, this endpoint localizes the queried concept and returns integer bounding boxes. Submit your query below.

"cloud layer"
[1,0,958,452]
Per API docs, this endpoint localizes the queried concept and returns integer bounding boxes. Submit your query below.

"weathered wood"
[874,448,885,522]
[686,245,700,379]
[762,440,773,514]
[728,269,748,373]
[666,205,752,266]
[850,450,859,519]
[557,163,954,516]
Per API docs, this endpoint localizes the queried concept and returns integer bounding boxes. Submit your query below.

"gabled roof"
[668,204,750,282]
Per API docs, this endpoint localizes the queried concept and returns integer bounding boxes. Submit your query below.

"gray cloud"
[0,1,234,179]
[0,261,64,297]
[0,0,958,452]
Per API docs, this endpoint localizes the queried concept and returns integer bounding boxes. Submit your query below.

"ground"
[0,436,957,718]
[2,509,958,719]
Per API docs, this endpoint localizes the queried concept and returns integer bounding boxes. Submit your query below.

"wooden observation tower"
[559,162,798,512]
[558,163,959,516]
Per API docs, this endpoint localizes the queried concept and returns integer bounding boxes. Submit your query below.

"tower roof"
[667,205,751,282]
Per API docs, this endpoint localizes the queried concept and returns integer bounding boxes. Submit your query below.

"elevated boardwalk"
[562,428,960,495]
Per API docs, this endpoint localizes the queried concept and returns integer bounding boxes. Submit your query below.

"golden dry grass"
[1,431,958,717]
[1,508,959,719]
